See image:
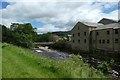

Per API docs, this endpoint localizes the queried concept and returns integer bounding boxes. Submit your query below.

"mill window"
[78,39,80,43]
[78,33,80,36]
[115,39,118,43]
[73,40,75,43]
[73,34,74,37]
[84,32,86,36]
[107,40,110,44]
[99,40,101,44]
[115,29,118,34]
[102,40,105,44]
[107,31,110,35]
[96,32,99,35]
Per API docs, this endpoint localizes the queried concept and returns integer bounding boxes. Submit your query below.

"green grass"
[2,43,105,78]
[0,43,2,78]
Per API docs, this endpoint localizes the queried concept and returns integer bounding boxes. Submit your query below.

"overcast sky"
[0,0,120,34]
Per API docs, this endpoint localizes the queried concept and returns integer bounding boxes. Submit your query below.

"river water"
[33,46,120,78]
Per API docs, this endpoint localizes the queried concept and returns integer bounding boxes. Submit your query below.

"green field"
[2,43,105,78]
[0,43,2,78]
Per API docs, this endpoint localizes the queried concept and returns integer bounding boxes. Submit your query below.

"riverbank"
[33,46,69,60]
[48,43,120,78]
[2,43,105,78]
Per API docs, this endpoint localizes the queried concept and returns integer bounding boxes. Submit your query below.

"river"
[33,46,120,78]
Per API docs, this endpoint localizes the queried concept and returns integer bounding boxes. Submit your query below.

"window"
[78,39,80,43]
[73,40,74,43]
[73,34,74,37]
[115,39,118,43]
[99,40,101,44]
[107,40,110,44]
[84,39,86,43]
[84,32,86,36]
[96,32,99,35]
[102,40,105,44]
[78,33,80,36]
[115,29,118,34]
[107,31,110,35]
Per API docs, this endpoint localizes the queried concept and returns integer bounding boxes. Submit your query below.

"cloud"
[37,24,68,34]
[1,1,119,33]
[2,0,120,2]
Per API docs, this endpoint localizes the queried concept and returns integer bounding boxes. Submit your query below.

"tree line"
[1,23,53,48]
[1,23,38,48]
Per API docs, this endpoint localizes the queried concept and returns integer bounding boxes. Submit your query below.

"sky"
[0,0,120,34]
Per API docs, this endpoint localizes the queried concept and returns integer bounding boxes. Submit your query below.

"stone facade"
[70,19,120,52]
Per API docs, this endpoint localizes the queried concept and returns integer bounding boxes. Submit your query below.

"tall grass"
[0,43,2,78]
[2,43,105,78]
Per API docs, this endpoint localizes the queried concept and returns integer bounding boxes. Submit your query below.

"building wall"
[70,22,90,51]
[49,34,62,42]
[70,22,119,52]
[118,28,120,52]
[91,28,119,52]
[90,31,96,50]
[95,29,113,51]
[113,29,119,51]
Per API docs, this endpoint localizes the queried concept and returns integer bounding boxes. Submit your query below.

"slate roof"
[82,22,103,27]
[94,23,120,30]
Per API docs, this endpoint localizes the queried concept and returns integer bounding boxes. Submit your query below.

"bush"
[98,59,114,74]
[2,23,37,48]
[50,40,72,51]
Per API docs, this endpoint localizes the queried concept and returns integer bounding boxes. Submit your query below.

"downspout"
[95,31,97,51]
[112,29,114,52]
[118,28,120,53]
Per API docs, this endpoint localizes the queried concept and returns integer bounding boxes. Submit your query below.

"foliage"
[2,25,14,43]
[98,59,114,74]
[0,43,1,78]
[10,23,37,41]
[2,23,37,48]
[50,40,72,52]
[13,33,33,48]
[36,32,51,42]
[52,31,70,37]
[2,43,105,78]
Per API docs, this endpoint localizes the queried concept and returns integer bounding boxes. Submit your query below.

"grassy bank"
[0,43,2,78]
[2,43,105,78]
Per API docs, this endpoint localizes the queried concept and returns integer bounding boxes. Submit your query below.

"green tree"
[36,32,51,42]
[10,23,37,48]
[2,23,38,48]
[2,25,14,43]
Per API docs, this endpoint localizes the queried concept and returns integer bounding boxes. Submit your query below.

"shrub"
[50,40,72,52]
[98,59,114,74]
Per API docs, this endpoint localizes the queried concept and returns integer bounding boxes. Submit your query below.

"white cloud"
[37,24,68,34]
[1,1,119,33]
[2,0,120,2]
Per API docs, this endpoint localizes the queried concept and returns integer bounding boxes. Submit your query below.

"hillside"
[2,43,105,78]
[51,31,70,37]
[0,43,2,78]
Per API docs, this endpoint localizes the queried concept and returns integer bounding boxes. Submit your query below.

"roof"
[82,22,103,27]
[98,18,118,25]
[94,23,120,30]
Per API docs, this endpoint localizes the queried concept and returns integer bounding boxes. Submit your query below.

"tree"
[10,23,37,48]
[13,33,33,48]
[2,23,38,48]
[10,23,37,41]
[2,25,14,43]
[36,32,52,42]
